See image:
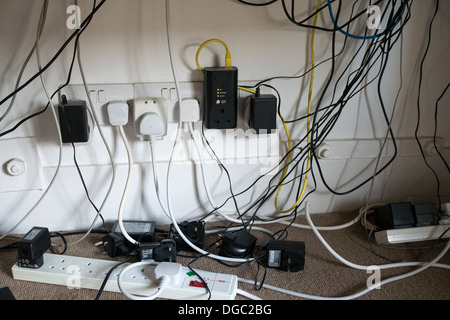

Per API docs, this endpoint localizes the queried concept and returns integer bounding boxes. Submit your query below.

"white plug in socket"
[154,262,183,286]
[107,101,129,126]
[180,98,200,123]
[133,98,167,140]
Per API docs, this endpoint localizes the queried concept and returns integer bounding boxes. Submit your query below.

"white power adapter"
[107,101,129,126]
[154,262,184,287]
[133,98,167,140]
[139,112,166,137]
[180,98,200,123]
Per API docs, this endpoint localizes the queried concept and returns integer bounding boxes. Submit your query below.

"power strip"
[11,253,237,300]
[374,224,450,245]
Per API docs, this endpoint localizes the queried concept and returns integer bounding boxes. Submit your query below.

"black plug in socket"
[17,227,51,269]
[249,93,277,134]
[204,67,238,129]
[139,239,177,262]
[169,221,205,252]
[58,95,90,143]
[101,233,128,258]
[219,229,257,258]
[265,240,305,272]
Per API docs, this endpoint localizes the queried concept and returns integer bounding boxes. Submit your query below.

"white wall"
[0,0,449,235]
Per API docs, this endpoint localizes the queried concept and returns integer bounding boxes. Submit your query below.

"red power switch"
[189,280,206,288]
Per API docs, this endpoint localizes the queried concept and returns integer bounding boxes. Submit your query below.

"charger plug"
[107,101,129,126]
[138,112,166,138]
[219,229,257,258]
[133,98,167,140]
[101,233,128,258]
[180,98,200,123]
[154,261,183,286]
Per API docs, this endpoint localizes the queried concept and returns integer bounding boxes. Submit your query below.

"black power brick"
[138,239,177,262]
[169,220,205,252]
[263,240,306,272]
[374,202,440,230]
[219,229,257,258]
[17,227,51,269]
[57,95,90,143]
[249,93,277,134]
[204,66,238,129]
[101,232,128,258]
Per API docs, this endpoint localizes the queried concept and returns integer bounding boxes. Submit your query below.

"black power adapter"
[138,239,177,262]
[169,220,205,252]
[111,220,156,244]
[374,202,441,230]
[249,93,277,134]
[101,232,128,258]
[219,229,257,258]
[57,95,90,143]
[17,227,51,269]
[204,66,238,129]
[264,240,306,272]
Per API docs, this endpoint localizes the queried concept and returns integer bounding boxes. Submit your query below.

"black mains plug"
[57,95,90,143]
[204,66,238,129]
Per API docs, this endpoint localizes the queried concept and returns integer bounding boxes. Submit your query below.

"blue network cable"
[327,0,407,40]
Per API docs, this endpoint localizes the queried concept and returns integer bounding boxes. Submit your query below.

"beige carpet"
[1,210,449,301]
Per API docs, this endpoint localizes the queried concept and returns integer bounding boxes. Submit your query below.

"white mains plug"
[133,98,167,140]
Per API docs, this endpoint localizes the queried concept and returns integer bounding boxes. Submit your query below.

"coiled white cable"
[118,261,169,300]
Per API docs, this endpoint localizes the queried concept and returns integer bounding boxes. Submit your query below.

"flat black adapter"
[169,220,205,252]
[264,240,305,272]
[249,93,277,134]
[57,95,90,143]
[374,202,416,230]
[138,239,177,262]
[17,227,51,269]
[219,229,257,258]
[204,66,238,129]
[111,220,156,244]
[414,203,440,227]
[101,232,128,258]
[0,287,16,300]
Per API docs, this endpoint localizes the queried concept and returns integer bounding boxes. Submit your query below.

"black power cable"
[0,0,108,138]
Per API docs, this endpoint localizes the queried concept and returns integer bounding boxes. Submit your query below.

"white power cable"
[117,125,139,246]
[164,0,255,264]
[0,0,62,242]
[237,203,450,300]
[236,288,262,300]
[117,261,169,300]
[305,202,450,271]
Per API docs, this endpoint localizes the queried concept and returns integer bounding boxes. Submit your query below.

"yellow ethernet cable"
[274,0,322,214]
[195,38,255,95]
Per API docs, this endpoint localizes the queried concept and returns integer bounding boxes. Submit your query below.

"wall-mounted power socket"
[133,98,167,141]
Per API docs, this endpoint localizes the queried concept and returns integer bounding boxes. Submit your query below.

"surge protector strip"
[374,224,450,245]
[11,253,237,300]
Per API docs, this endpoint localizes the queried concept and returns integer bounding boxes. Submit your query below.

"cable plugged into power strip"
[11,253,238,300]
[373,202,450,245]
